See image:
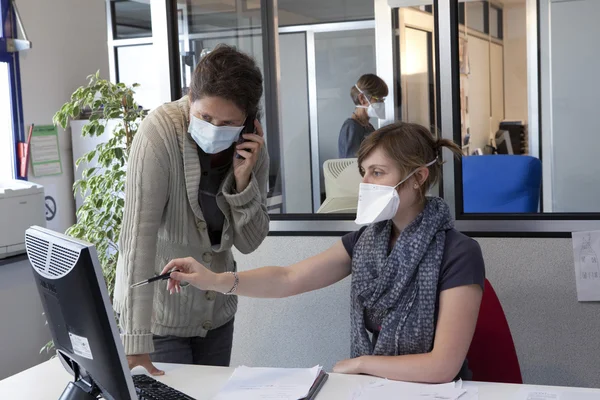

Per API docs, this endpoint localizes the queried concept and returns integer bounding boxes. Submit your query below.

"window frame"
[0,0,25,181]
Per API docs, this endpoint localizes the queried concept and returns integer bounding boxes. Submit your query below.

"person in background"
[338,74,389,158]
[113,44,270,376]
[162,122,485,384]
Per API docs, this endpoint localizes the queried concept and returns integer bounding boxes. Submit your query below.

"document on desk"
[213,365,322,400]
[572,231,600,301]
[350,379,468,400]
[513,388,560,400]
[514,388,600,400]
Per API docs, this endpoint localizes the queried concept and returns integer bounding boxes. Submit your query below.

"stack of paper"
[213,365,323,400]
[351,378,477,400]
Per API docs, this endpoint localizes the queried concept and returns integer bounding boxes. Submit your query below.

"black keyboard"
[132,374,196,400]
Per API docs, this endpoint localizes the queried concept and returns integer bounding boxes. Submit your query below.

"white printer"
[0,180,46,259]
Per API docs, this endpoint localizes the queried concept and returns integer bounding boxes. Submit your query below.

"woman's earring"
[414,183,419,189]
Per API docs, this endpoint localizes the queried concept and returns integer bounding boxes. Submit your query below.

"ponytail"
[434,138,463,159]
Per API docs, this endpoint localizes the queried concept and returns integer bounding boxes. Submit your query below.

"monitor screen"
[25,226,136,400]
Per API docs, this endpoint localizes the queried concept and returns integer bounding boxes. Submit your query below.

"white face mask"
[188,115,243,154]
[354,158,438,225]
[355,84,386,120]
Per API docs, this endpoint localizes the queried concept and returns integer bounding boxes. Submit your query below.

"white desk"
[1,358,599,399]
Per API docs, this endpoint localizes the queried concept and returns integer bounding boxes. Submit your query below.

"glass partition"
[111,0,152,39]
[279,0,374,26]
[455,0,540,214]
[313,28,376,213]
[105,0,600,234]
[116,45,163,110]
[173,0,377,215]
[544,0,600,213]
[455,0,600,219]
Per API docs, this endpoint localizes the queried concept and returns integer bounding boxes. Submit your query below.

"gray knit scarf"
[350,197,453,357]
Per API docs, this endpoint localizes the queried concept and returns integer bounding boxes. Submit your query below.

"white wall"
[18,0,110,234]
[0,0,109,380]
[503,2,528,124]
[232,236,600,388]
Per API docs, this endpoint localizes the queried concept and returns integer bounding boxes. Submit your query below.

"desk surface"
[1,358,599,399]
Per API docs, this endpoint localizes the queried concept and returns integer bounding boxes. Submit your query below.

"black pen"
[130,271,177,288]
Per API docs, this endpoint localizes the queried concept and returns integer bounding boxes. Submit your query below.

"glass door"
[397,5,436,130]
[393,2,439,196]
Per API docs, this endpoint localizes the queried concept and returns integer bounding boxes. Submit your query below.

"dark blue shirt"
[338,118,375,158]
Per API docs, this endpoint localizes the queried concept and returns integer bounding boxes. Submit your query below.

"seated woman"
[338,74,388,158]
[161,122,485,383]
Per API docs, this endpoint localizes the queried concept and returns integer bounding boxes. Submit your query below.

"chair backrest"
[316,197,358,214]
[462,155,542,213]
[467,279,523,384]
[323,158,362,199]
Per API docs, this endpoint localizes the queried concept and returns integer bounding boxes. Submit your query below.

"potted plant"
[40,72,144,355]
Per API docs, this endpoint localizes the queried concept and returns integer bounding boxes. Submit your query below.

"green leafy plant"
[41,72,144,355]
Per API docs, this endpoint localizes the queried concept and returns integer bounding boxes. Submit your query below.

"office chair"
[462,155,542,213]
[317,159,362,214]
[467,279,523,384]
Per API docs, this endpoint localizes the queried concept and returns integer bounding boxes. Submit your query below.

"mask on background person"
[188,115,243,154]
[355,158,438,225]
[355,84,386,120]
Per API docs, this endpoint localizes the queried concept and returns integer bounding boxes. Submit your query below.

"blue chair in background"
[462,155,542,213]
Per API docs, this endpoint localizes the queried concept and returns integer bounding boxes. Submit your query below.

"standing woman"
[338,74,389,158]
[113,45,270,376]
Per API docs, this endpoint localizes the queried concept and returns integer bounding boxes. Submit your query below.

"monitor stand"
[59,381,100,400]
[57,352,102,400]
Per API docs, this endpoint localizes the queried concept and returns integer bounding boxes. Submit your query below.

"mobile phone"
[235,114,257,159]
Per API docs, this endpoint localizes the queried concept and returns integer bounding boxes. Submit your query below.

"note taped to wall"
[571,231,600,302]
[31,125,63,177]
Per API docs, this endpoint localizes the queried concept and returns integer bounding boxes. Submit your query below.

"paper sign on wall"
[571,231,600,302]
[31,125,63,177]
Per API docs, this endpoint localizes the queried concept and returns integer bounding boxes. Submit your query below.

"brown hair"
[189,44,263,118]
[351,74,389,105]
[357,122,462,199]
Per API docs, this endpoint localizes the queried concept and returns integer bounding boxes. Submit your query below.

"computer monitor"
[25,226,136,400]
[494,130,514,155]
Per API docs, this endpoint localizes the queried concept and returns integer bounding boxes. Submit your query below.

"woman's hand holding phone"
[233,118,264,192]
